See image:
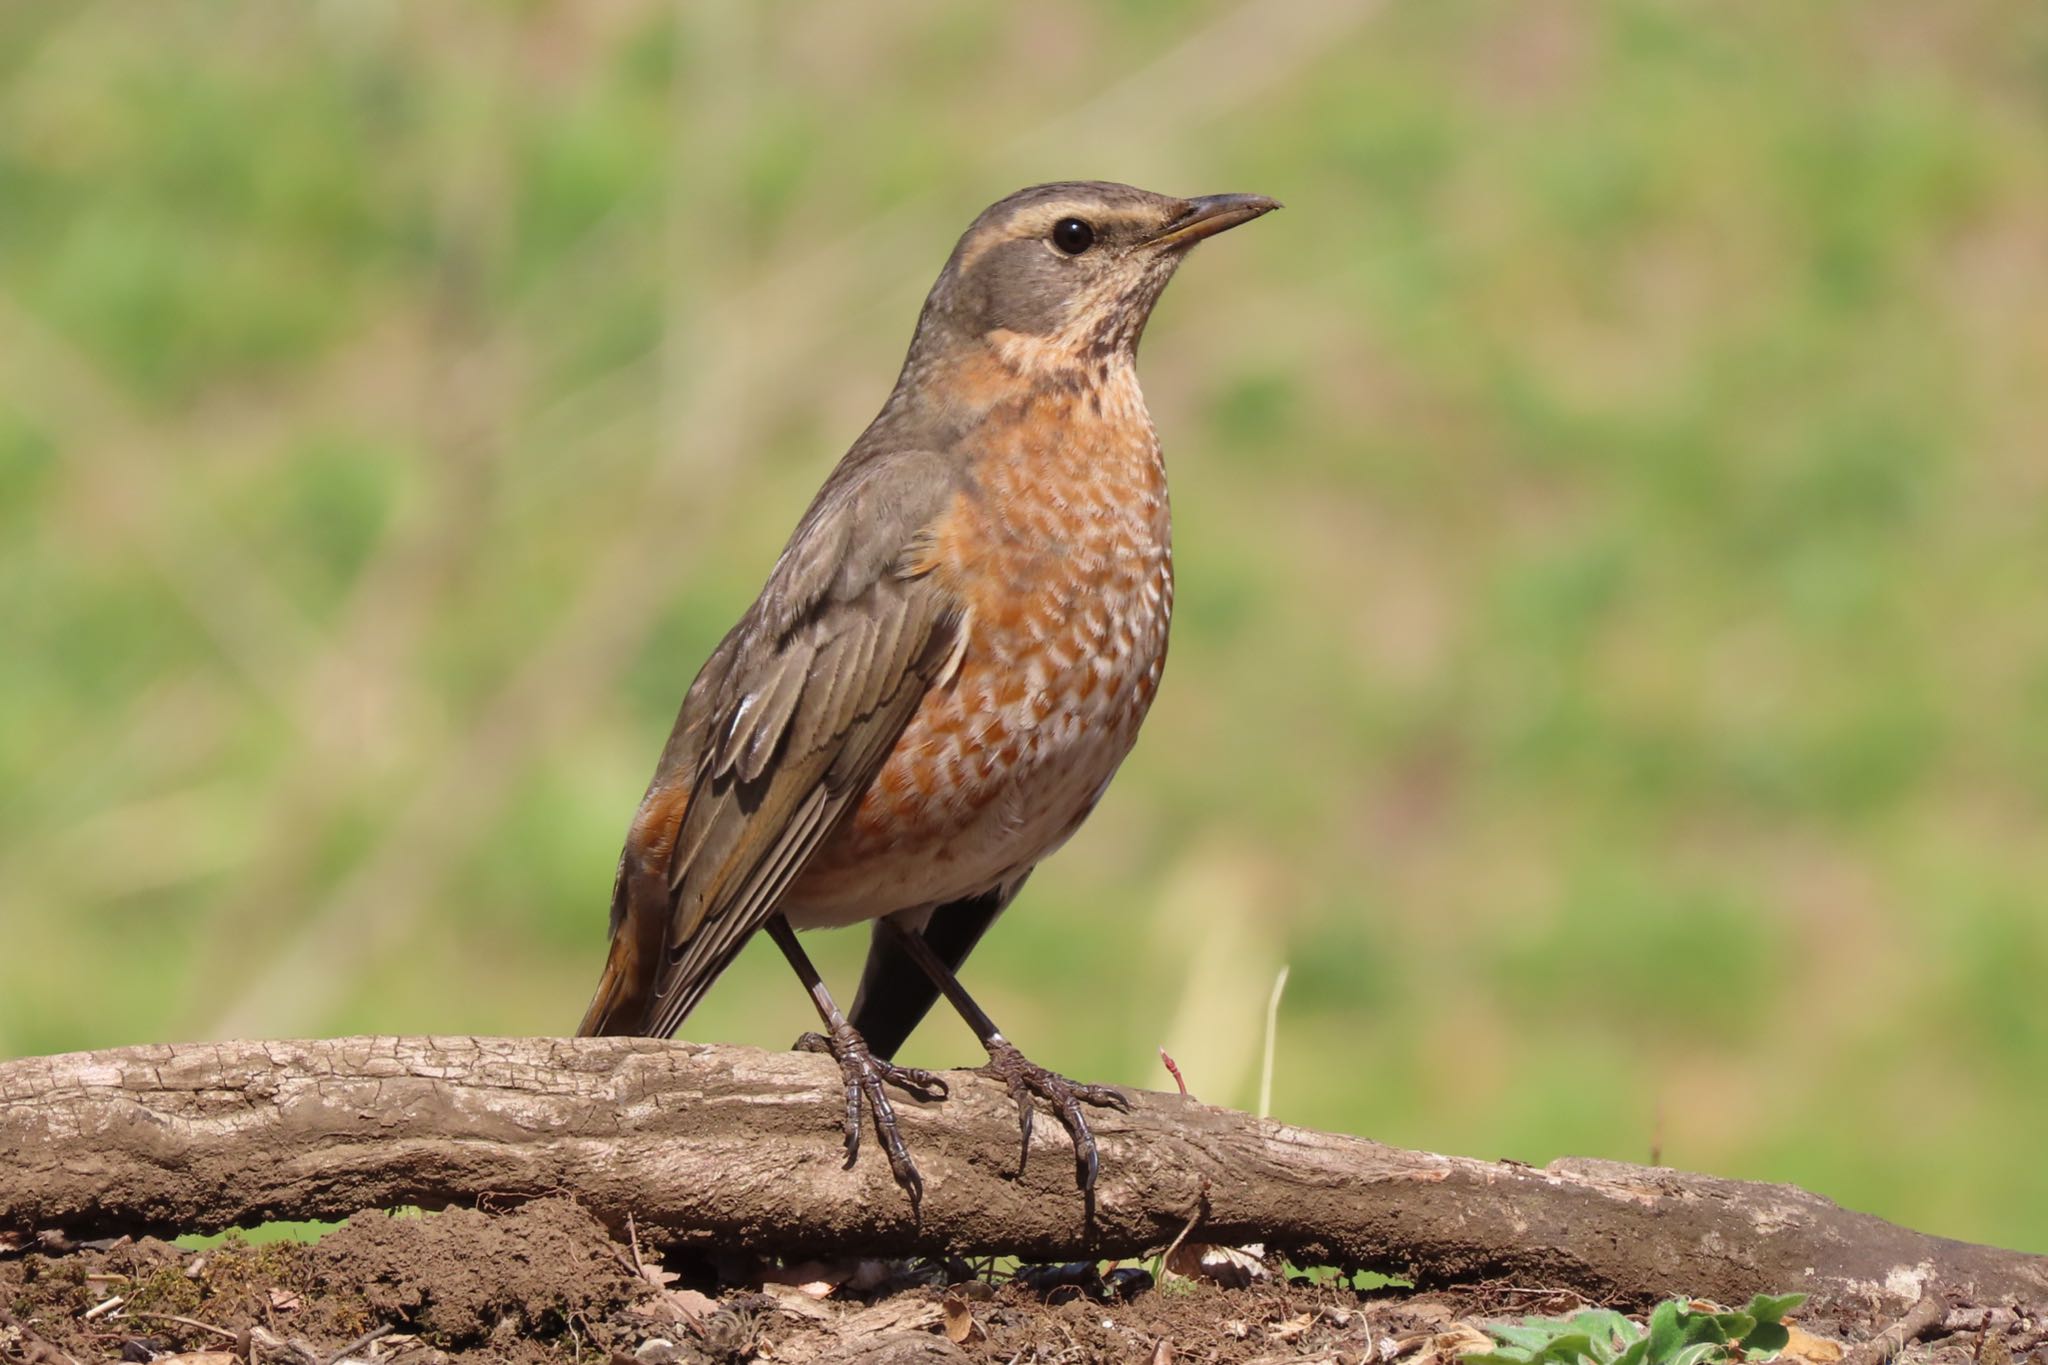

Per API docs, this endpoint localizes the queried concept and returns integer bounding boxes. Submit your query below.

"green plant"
[1467,1294,1808,1365]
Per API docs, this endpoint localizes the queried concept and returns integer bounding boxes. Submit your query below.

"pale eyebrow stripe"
[956,203,1147,274]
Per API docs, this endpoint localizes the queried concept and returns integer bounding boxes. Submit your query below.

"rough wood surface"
[3,1036,2042,1314]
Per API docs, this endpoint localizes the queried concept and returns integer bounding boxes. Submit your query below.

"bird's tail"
[576,935,646,1036]
[577,859,667,1036]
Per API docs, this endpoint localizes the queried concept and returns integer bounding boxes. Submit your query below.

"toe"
[880,1063,949,1102]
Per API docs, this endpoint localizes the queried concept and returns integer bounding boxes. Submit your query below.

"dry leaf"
[268,1287,304,1313]
[941,1295,984,1346]
[1407,1324,1496,1365]
[630,1286,720,1326]
[760,1284,835,1321]
[667,1288,718,1319]
[155,1356,240,1365]
[840,1297,943,1337]
[1164,1241,1269,1288]
[763,1259,854,1297]
[1269,1313,1316,1342]
[1780,1326,1845,1364]
[1151,1342,1175,1365]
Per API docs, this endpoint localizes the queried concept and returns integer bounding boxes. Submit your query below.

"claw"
[794,1025,945,1212]
[996,1064,1035,1174]
[978,1038,1126,1193]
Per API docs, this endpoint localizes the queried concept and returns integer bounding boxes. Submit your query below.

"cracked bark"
[2,1036,2042,1314]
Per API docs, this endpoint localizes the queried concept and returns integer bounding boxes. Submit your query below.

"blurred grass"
[3,0,2047,1253]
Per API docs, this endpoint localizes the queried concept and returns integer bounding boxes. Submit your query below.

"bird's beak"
[1146,193,1282,250]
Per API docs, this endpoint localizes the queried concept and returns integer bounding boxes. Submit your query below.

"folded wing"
[579,447,964,1039]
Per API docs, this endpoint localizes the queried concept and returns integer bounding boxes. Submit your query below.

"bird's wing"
[578,447,965,1040]
[847,872,1030,1060]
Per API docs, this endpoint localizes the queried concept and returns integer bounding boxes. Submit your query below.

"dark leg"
[766,916,948,1212]
[877,917,1129,1194]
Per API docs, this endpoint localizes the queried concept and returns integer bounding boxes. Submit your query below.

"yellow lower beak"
[1146,193,1282,249]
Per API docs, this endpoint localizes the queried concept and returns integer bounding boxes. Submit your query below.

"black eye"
[1051,217,1095,255]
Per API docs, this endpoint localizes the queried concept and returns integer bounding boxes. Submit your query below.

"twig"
[1156,1176,1213,1279]
[124,1311,242,1342]
[251,1325,317,1365]
[1159,1049,1190,1099]
[80,1296,124,1321]
[1495,1285,1594,1307]
[1259,965,1289,1119]
[322,1322,395,1365]
[1844,1293,1949,1365]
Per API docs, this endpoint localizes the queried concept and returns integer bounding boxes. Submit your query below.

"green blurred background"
[3,1,2045,1252]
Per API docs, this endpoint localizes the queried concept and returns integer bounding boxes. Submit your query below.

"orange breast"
[785,367,1173,923]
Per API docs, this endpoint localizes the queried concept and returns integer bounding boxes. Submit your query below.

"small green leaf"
[1478,1293,1810,1365]
[1645,1299,1685,1363]
[1745,1322,1791,1354]
[1493,1324,1568,1351]
[1744,1294,1809,1328]
[1671,1343,1728,1365]
[1537,1331,1602,1364]
[1573,1310,1642,1344]
[1681,1312,1738,1346]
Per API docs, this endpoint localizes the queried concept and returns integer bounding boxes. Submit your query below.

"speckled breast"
[785,370,1172,924]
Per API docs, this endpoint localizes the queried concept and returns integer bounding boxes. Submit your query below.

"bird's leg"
[766,915,947,1211]
[877,918,1129,1194]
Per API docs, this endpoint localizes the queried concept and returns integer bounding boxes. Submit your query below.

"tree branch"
[3,1036,2042,1314]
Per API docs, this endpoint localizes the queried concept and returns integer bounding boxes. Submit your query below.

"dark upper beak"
[1146,193,1282,249]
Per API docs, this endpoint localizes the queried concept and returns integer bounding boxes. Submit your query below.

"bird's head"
[909,181,1279,372]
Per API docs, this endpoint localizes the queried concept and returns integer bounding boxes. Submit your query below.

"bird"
[578,180,1279,1209]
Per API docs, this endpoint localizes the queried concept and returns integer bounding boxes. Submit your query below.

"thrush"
[579,180,1279,1208]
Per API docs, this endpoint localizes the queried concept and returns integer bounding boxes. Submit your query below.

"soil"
[2,1199,2038,1365]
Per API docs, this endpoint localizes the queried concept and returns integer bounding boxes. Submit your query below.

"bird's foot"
[795,1025,949,1212]
[978,1036,1129,1193]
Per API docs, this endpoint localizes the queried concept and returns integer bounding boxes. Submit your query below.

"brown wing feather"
[578,445,965,1039]
[637,589,954,1039]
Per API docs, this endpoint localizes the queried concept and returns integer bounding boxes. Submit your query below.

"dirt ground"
[2,1198,2038,1365]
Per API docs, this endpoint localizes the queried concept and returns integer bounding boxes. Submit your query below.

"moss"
[198,1236,318,1299]
[123,1262,204,1316]
[18,1255,91,1313]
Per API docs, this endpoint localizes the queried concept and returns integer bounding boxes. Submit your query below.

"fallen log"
[2,1035,2042,1314]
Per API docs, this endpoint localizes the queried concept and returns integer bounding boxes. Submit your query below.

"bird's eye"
[1050,217,1095,255]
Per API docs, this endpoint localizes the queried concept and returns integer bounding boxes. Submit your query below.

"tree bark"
[3,1036,2042,1314]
